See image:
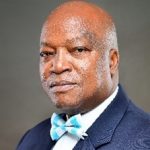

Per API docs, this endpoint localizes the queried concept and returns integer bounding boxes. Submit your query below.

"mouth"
[49,81,77,93]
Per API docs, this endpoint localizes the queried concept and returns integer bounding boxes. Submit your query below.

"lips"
[49,81,77,92]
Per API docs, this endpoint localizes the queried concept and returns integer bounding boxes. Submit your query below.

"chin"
[54,100,82,115]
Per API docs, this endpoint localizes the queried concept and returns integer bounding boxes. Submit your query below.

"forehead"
[40,16,106,49]
[41,17,95,46]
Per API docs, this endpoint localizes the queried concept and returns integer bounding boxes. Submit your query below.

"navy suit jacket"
[16,85,150,150]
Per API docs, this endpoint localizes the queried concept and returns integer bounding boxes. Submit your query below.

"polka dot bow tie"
[50,113,88,141]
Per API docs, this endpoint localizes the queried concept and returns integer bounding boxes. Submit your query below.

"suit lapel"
[49,137,56,149]
[73,85,129,149]
[38,119,56,150]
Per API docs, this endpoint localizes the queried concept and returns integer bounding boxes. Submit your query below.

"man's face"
[39,16,112,114]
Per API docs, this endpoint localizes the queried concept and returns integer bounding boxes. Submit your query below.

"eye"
[74,47,88,53]
[76,47,85,52]
[40,51,54,57]
[70,46,91,58]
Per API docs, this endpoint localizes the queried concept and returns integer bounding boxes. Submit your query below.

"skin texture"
[39,1,119,115]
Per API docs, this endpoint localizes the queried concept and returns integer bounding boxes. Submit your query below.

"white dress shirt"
[52,86,119,150]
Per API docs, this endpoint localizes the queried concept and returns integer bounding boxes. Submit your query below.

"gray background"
[0,0,150,149]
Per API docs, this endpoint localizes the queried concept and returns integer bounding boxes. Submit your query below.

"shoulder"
[125,100,150,127]
[116,100,150,149]
[117,85,150,128]
[127,101,150,134]
[25,117,51,137]
[16,118,51,150]
[29,118,51,133]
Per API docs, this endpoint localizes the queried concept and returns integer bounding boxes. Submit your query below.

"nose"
[51,48,72,74]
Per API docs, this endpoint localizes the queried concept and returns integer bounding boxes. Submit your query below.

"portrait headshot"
[0,0,150,150]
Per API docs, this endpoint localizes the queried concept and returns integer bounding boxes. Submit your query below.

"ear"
[109,49,119,77]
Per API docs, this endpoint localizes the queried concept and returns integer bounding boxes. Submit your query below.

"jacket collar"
[74,84,129,149]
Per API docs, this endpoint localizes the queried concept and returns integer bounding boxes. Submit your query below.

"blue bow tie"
[50,113,88,141]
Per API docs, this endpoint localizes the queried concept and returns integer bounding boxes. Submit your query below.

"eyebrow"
[40,32,96,48]
[40,41,53,48]
[40,37,84,48]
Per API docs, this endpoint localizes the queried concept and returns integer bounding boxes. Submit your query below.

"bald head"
[41,1,118,52]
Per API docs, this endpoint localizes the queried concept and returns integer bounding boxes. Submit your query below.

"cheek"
[39,63,50,93]
[77,57,101,89]
[79,56,109,94]
[39,63,44,80]
[39,61,51,81]
[84,67,100,91]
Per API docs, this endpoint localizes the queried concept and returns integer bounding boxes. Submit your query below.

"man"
[17,1,150,150]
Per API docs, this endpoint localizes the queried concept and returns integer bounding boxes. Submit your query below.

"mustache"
[41,72,80,85]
